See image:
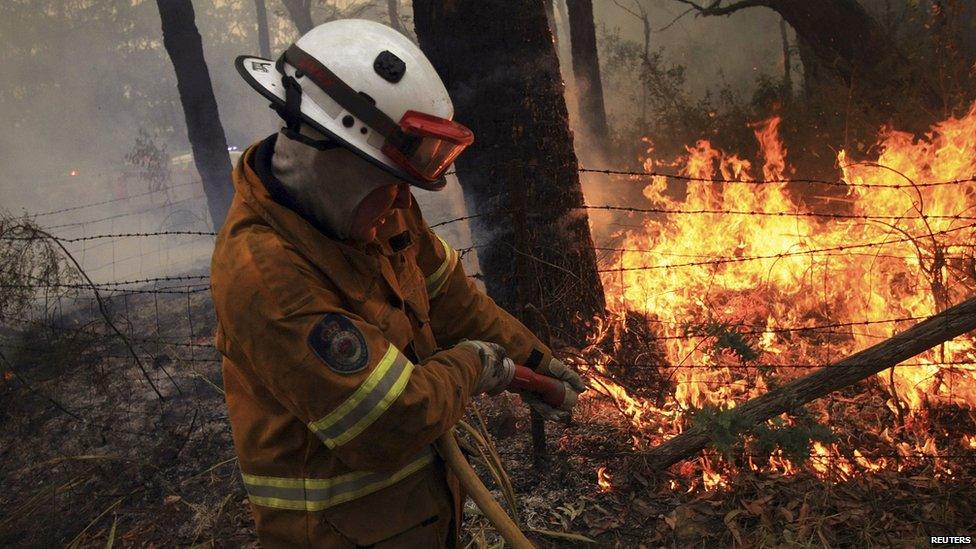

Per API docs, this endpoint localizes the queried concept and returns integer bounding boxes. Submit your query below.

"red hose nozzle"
[508,365,566,408]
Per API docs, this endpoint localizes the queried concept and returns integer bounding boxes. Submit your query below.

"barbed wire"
[55,230,215,243]
[43,195,204,230]
[582,360,976,370]
[577,167,976,189]
[597,222,976,272]
[29,181,198,218]
[23,164,976,223]
[5,223,972,274]
[0,282,210,295]
[584,204,976,222]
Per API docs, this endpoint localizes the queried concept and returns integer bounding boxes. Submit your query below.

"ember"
[596,466,613,492]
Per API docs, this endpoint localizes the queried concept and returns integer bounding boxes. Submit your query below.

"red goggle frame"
[382,111,474,182]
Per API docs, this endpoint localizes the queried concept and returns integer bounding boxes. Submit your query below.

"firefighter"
[212,19,586,547]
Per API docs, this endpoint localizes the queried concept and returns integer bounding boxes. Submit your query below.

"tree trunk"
[566,0,611,162]
[387,0,406,35]
[254,0,271,58]
[775,0,940,114]
[414,0,606,343]
[779,17,792,99]
[687,0,942,123]
[156,0,233,231]
[643,296,976,472]
[280,0,313,35]
[544,0,557,49]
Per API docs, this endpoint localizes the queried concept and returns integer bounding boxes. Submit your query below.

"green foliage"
[683,319,760,363]
[691,406,835,465]
[598,25,718,161]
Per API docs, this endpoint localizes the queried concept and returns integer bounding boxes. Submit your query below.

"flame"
[590,102,976,487]
[596,466,613,492]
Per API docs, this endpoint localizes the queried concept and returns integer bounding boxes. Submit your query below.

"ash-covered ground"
[1,288,974,547]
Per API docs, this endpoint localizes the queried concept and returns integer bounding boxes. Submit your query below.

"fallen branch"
[643,296,976,471]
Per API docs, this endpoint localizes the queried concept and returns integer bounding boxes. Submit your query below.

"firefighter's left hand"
[539,357,587,394]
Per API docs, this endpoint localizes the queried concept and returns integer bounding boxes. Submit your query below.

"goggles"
[280,45,473,183]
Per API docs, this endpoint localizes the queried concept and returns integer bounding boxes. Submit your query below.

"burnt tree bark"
[643,296,976,471]
[414,0,606,343]
[779,17,792,99]
[254,0,271,58]
[676,0,942,119]
[280,0,314,35]
[156,0,233,230]
[566,0,612,161]
[544,0,558,50]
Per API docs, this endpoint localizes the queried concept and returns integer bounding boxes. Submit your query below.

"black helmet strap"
[279,44,405,148]
[273,54,305,134]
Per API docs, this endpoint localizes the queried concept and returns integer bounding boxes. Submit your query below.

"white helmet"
[236,19,473,191]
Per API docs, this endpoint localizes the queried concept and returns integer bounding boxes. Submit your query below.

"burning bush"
[586,101,976,486]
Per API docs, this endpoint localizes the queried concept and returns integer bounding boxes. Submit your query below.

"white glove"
[458,340,515,396]
[521,358,586,421]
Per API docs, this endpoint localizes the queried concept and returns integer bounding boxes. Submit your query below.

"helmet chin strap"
[282,125,339,151]
[272,53,305,134]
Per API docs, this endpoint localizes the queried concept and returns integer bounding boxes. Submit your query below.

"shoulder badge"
[308,314,369,374]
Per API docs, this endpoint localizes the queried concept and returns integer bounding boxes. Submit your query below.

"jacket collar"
[235,136,383,303]
[234,137,416,304]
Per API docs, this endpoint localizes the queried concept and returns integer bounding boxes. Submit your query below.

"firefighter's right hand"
[458,340,515,396]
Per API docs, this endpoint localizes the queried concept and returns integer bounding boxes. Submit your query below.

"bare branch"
[672,0,769,17]
[656,7,695,32]
[610,0,644,21]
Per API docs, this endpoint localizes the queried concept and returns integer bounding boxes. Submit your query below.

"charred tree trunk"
[280,0,313,35]
[156,0,233,230]
[643,297,976,471]
[254,0,271,58]
[779,17,792,100]
[544,0,557,49]
[566,0,611,161]
[414,0,606,343]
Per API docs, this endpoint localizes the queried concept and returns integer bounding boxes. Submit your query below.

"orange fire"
[596,466,613,492]
[589,102,976,484]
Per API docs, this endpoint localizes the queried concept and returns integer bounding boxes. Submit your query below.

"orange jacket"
[211,136,552,547]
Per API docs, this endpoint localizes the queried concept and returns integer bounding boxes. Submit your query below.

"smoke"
[0,0,802,285]
[0,1,291,284]
[548,1,796,246]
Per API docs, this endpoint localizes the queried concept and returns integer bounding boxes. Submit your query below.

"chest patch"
[308,314,369,374]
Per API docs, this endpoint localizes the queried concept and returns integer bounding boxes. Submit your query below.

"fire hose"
[435,365,567,549]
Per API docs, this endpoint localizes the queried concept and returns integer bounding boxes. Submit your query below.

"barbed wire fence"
[1,165,975,542]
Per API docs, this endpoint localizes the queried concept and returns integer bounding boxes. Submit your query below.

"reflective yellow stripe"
[425,235,458,299]
[242,449,435,512]
[309,345,414,448]
[329,357,413,447]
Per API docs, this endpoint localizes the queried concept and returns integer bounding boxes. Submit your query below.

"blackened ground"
[1,291,974,547]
